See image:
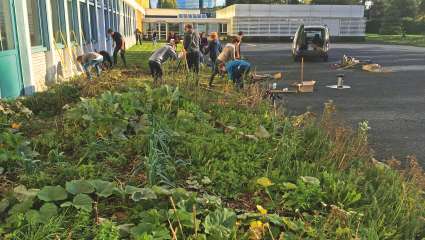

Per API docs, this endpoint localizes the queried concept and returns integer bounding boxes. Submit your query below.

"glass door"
[0,0,23,98]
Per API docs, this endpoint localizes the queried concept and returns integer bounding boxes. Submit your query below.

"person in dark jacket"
[152,31,158,46]
[98,50,113,69]
[173,32,180,45]
[167,32,173,43]
[107,28,127,67]
[183,24,201,74]
[204,32,222,86]
[148,41,178,85]
[135,28,142,45]
[199,32,209,64]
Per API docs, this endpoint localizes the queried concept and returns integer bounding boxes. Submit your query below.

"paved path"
[243,43,425,163]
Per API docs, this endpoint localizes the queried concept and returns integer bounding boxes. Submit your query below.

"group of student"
[78,24,252,89]
[148,24,251,88]
[76,28,127,80]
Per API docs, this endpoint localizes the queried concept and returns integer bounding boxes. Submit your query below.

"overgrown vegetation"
[1,44,424,239]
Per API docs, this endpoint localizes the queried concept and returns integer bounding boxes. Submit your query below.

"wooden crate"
[292,80,316,93]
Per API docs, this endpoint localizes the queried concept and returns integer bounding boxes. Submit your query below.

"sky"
[150,0,158,8]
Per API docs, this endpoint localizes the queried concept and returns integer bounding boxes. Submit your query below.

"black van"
[292,24,330,62]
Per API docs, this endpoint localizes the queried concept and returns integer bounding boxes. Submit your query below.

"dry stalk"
[192,205,198,237]
[168,218,178,240]
[266,223,276,240]
[169,196,185,238]
[94,199,100,225]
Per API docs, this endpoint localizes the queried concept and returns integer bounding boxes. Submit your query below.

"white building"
[143,8,229,40]
[0,0,144,98]
[216,4,366,40]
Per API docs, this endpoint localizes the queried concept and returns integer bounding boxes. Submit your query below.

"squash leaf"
[73,194,93,212]
[66,180,95,195]
[37,186,68,202]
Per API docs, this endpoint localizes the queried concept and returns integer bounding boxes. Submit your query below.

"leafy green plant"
[94,220,120,240]
[203,208,237,239]
[1,46,424,239]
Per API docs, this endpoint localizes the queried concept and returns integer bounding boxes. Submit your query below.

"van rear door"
[292,24,304,55]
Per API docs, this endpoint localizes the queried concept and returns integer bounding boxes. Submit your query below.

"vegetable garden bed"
[0,44,424,239]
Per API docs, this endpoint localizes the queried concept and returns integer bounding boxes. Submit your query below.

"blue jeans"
[83,56,103,80]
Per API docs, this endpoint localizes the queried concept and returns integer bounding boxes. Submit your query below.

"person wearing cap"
[208,35,240,87]
[77,52,104,80]
[148,40,178,85]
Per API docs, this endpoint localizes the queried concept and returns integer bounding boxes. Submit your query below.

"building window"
[104,7,110,34]
[50,0,66,45]
[114,0,119,32]
[68,0,79,43]
[27,0,48,48]
[89,2,98,43]
[80,2,90,43]
[220,23,227,34]
[0,0,15,51]
[123,3,125,35]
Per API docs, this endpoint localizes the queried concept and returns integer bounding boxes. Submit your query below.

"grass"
[366,34,425,47]
[126,42,185,68]
[0,44,424,239]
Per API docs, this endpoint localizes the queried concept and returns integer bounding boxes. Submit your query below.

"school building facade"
[143,8,229,40]
[0,0,147,98]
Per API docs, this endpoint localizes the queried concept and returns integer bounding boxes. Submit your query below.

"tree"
[368,0,385,20]
[380,0,417,34]
[309,0,360,4]
[157,0,177,8]
[418,0,425,15]
[226,0,299,5]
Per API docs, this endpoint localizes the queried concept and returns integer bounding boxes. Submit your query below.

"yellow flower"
[249,221,265,240]
[256,177,273,188]
[256,205,268,215]
[250,220,264,229]
[11,122,21,129]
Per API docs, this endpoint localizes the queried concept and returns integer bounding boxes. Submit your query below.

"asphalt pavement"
[242,43,425,164]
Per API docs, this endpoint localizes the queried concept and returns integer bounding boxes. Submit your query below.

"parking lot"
[243,43,425,163]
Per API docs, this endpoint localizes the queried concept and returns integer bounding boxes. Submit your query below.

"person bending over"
[98,50,113,69]
[209,36,240,87]
[77,52,104,80]
[148,41,178,85]
[224,59,251,89]
[107,28,127,67]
